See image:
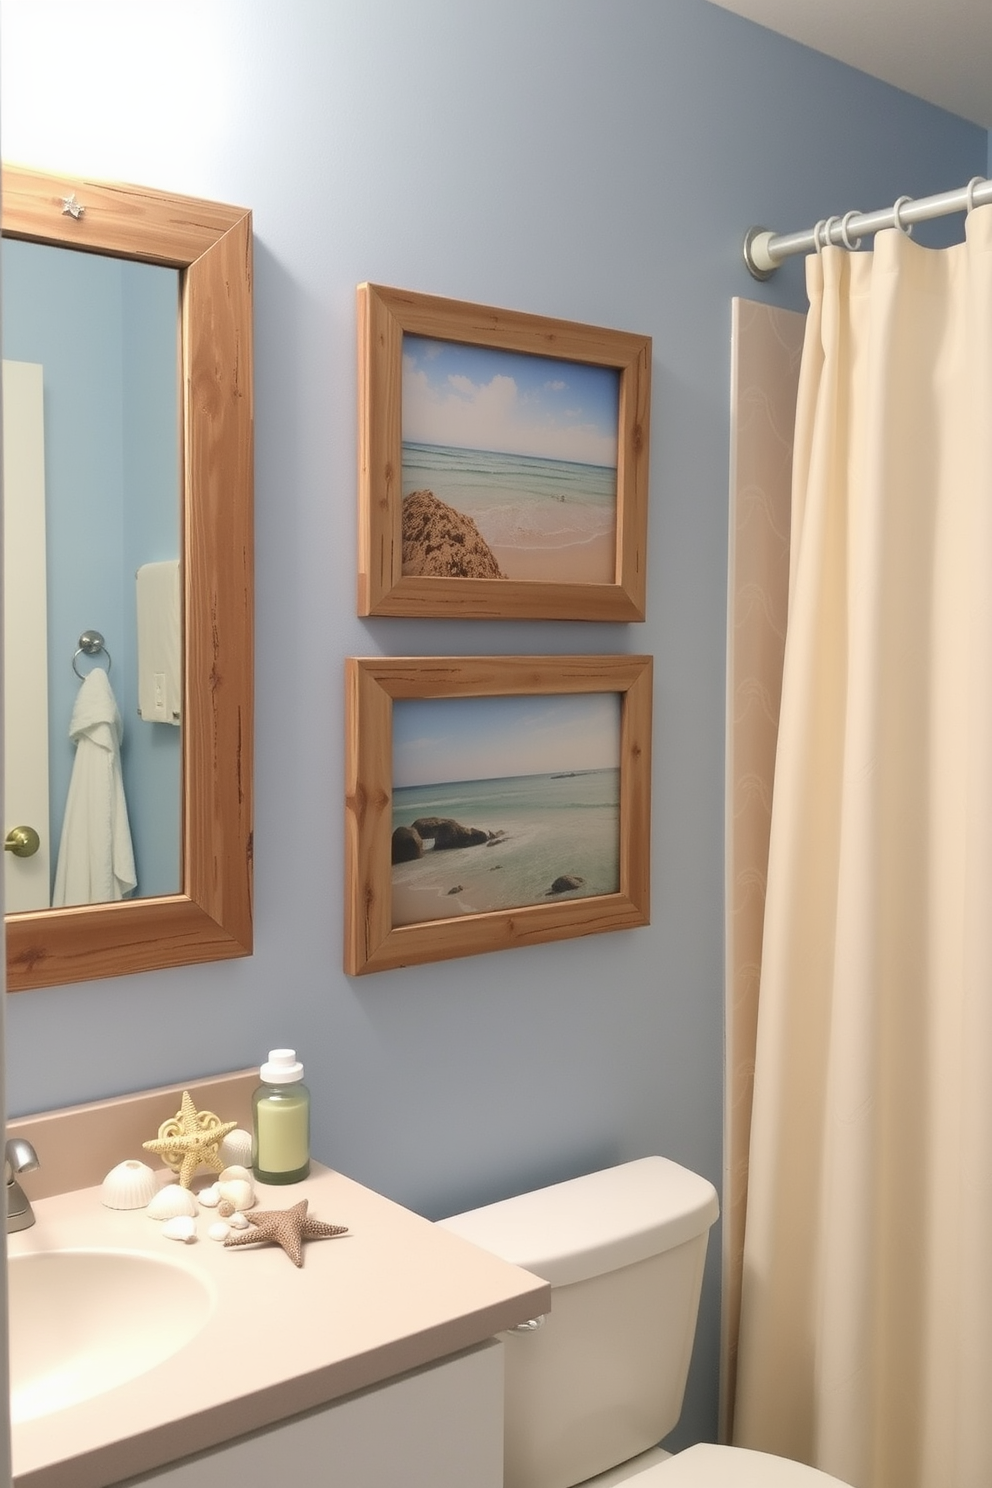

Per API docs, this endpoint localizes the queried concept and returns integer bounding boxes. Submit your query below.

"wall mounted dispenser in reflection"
[136,559,180,724]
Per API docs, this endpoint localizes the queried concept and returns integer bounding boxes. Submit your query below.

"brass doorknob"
[4,826,41,858]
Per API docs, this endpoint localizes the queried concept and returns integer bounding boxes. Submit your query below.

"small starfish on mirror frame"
[223,1199,349,1267]
[142,1090,238,1188]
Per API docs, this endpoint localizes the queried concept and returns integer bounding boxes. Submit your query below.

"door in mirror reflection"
[2,239,181,907]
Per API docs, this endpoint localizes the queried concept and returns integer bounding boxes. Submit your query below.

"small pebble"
[208,1220,231,1242]
[162,1215,196,1243]
[229,1210,251,1230]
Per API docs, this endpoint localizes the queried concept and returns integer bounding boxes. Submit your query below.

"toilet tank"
[439,1157,719,1488]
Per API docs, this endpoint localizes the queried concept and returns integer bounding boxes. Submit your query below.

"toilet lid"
[636,1444,854,1487]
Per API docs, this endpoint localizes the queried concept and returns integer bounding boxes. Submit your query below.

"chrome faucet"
[5,1137,40,1233]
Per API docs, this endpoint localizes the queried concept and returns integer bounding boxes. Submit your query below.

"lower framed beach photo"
[344,654,652,976]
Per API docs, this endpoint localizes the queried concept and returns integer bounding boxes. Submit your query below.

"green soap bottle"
[252,1049,311,1184]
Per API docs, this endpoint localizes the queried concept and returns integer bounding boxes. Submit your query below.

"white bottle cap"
[260,1049,304,1083]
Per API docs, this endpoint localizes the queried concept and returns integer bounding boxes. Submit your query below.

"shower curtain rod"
[743,175,992,280]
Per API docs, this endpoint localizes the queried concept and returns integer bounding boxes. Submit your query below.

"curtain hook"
[839,210,862,251]
[821,215,840,251]
[892,196,914,237]
[964,176,985,215]
[812,219,827,256]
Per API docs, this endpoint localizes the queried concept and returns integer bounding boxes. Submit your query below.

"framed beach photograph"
[357,284,652,622]
[344,654,652,975]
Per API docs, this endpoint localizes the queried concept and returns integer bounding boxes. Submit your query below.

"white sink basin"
[9,1249,214,1423]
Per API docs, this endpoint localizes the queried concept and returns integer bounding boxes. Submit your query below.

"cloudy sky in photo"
[402,334,619,468]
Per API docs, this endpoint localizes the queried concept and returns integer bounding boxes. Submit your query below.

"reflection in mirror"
[2,165,254,992]
[3,240,181,911]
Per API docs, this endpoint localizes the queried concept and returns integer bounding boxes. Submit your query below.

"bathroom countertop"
[9,1162,551,1488]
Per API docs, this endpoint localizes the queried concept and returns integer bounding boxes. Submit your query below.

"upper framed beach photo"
[344,654,652,976]
[357,284,652,622]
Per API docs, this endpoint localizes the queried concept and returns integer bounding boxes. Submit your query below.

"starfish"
[223,1199,348,1267]
[142,1091,238,1188]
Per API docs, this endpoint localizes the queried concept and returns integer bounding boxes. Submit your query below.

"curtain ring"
[821,215,840,251]
[812,219,827,256]
[964,176,985,215]
[892,196,914,236]
[839,210,862,251]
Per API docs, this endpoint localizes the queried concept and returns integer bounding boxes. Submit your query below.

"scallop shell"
[207,1220,231,1242]
[101,1159,159,1210]
[218,1178,255,1212]
[218,1130,252,1169]
[162,1215,196,1242]
[218,1164,253,1186]
[147,1183,199,1220]
[198,1184,221,1208]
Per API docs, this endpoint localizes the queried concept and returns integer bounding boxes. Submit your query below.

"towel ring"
[72,629,112,680]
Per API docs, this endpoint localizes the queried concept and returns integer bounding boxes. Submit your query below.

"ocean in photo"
[392,767,620,925]
[402,441,617,574]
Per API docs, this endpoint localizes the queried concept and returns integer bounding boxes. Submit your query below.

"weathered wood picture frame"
[357,284,651,621]
[345,654,652,975]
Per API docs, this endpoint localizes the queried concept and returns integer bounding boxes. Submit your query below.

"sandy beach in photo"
[490,529,616,585]
[391,767,621,927]
[400,336,620,586]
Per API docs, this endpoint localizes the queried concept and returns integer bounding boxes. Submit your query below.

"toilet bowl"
[439,1158,853,1488]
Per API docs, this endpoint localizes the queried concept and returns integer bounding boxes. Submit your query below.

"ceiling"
[709,0,992,130]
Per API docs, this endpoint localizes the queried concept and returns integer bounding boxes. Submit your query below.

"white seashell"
[208,1220,231,1242]
[101,1159,159,1210]
[218,1178,255,1212]
[218,1130,252,1169]
[198,1184,221,1208]
[229,1209,250,1230]
[162,1215,196,1242]
[147,1183,199,1220]
[218,1164,253,1186]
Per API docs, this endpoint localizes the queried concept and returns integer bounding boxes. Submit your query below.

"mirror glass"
[3,165,254,992]
[3,239,181,911]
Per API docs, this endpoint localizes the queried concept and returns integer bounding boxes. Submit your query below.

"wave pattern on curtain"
[734,209,992,1488]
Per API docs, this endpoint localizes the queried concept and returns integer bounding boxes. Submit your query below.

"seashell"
[198,1184,221,1208]
[218,1164,253,1186]
[218,1130,252,1169]
[229,1210,250,1230]
[162,1215,196,1242]
[101,1159,159,1210]
[218,1178,255,1212]
[208,1220,231,1242]
[218,1199,235,1217]
[147,1183,199,1220]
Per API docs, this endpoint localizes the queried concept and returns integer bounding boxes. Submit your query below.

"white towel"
[52,668,137,907]
[136,559,181,724]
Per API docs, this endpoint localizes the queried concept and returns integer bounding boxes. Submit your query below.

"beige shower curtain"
[734,209,992,1488]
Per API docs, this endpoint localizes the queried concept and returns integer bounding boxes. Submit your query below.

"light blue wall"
[2,241,180,899]
[1,0,984,1450]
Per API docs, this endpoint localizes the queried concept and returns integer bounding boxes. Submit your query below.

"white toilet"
[439,1157,852,1488]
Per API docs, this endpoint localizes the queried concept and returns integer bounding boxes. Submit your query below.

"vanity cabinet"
[127,1340,503,1487]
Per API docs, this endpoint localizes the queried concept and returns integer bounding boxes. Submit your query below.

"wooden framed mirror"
[3,165,253,991]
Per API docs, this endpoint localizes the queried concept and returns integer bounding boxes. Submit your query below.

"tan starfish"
[223,1199,348,1267]
[142,1091,238,1189]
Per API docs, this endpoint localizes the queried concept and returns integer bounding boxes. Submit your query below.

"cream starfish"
[223,1199,348,1267]
[142,1091,238,1189]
